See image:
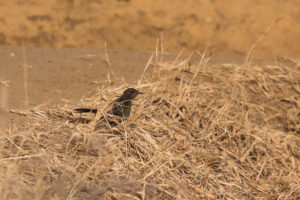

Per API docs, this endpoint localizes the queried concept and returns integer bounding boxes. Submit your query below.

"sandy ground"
[0,0,300,58]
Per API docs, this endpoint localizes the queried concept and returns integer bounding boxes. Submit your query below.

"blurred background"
[0,0,299,59]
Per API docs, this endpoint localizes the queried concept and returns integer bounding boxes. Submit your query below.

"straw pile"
[1,52,300,199]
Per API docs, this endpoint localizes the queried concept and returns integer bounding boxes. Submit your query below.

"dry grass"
[1,51,300,200]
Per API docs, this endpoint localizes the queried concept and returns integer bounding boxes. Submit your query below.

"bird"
[74,88,143,124]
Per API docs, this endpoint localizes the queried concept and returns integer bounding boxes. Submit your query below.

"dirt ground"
[0,0,300,58]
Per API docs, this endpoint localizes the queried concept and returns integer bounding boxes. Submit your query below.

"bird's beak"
[138,91,143,94]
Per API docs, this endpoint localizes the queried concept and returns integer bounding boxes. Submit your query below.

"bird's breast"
[110,101,132,118]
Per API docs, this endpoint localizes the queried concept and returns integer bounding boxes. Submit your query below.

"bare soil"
[0,0,300,58]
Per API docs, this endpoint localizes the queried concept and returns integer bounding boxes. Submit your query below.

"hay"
[1,53,300,199]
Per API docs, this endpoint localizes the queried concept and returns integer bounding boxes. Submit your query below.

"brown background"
[0,0,299,58]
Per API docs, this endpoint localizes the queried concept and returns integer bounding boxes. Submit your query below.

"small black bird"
[74,88,143,121]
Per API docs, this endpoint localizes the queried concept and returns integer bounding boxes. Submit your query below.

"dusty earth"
[0,0,300,58]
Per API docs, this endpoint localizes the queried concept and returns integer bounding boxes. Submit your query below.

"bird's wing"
[74,108,97,114]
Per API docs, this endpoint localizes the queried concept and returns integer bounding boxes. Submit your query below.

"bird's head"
[121,88,143,100]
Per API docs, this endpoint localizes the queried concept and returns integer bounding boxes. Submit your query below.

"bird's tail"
[74,108,97,114]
